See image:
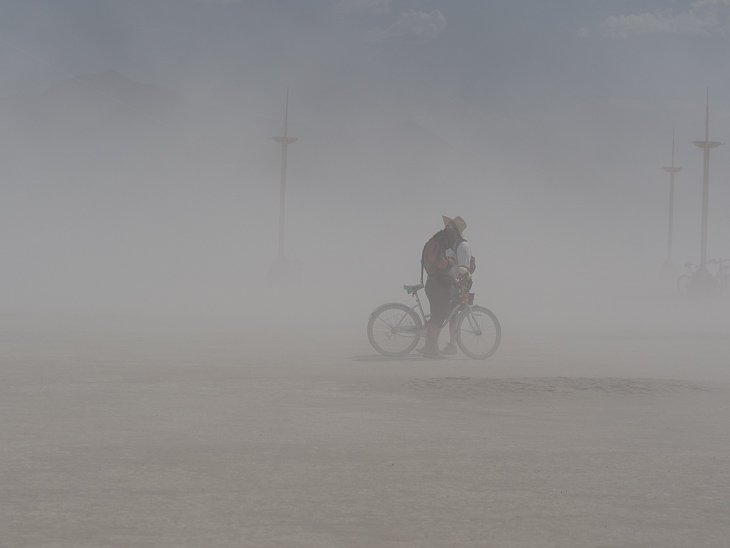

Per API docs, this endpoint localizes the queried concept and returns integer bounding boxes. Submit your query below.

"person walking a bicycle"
[421,215,473,359]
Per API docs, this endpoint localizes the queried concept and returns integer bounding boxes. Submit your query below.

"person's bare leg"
[440,316,458,355]
[448,315,457,345]
[442,304,463,354]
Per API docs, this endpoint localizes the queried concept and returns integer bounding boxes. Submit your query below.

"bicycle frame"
[394,284,477,334]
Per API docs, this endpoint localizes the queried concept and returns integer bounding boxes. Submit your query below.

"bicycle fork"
[461,306,483,336]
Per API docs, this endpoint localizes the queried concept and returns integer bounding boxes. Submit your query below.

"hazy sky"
[4,1,730,110]
[2,1,730,325]
[3,1,730,180]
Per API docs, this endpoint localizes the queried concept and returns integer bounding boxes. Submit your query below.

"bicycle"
[677,259,730,297]
[677,263,699,297]
[367,280,501,359]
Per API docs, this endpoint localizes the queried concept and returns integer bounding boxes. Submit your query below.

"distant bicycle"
[367,281,501,359]
[677,259,730,297]
[677,263,699,297]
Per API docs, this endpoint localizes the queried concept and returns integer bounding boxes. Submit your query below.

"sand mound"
[405,376,711,399]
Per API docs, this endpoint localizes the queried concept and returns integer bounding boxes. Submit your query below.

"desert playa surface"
[2,303,729,547]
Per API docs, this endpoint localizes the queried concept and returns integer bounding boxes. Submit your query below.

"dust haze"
[2,2,730,546]
[4,70,730,334]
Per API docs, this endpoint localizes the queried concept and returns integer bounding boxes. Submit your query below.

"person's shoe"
[441,342,458,355]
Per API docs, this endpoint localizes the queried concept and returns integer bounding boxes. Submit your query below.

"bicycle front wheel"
[368,303,423,357]
[677,275,690,297]
[455,305,501,360]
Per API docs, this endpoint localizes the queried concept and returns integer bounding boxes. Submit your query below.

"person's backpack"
[420,233,450,283]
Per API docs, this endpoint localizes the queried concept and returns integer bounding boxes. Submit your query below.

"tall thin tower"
[272,88,298,259]
[661,129,683,275]
[691,88,721,286]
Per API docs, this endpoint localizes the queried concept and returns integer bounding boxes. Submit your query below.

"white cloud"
[368,9,447,42]
[335,0,391,14]
[577,27,590,38]
[599,1,730,38]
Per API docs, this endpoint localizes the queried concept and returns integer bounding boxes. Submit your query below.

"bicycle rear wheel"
[455,305,501,360]
[368,303,423,357]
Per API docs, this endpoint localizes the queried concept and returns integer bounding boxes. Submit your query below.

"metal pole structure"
[691,88,721,285]
[661,129,683,274]
[272,88,298,259]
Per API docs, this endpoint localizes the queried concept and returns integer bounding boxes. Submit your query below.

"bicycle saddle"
[403,283,424,294]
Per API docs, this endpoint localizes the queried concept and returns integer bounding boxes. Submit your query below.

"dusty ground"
[1,310,729,547]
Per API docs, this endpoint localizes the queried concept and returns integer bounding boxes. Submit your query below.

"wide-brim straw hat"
[442,215,467,238]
